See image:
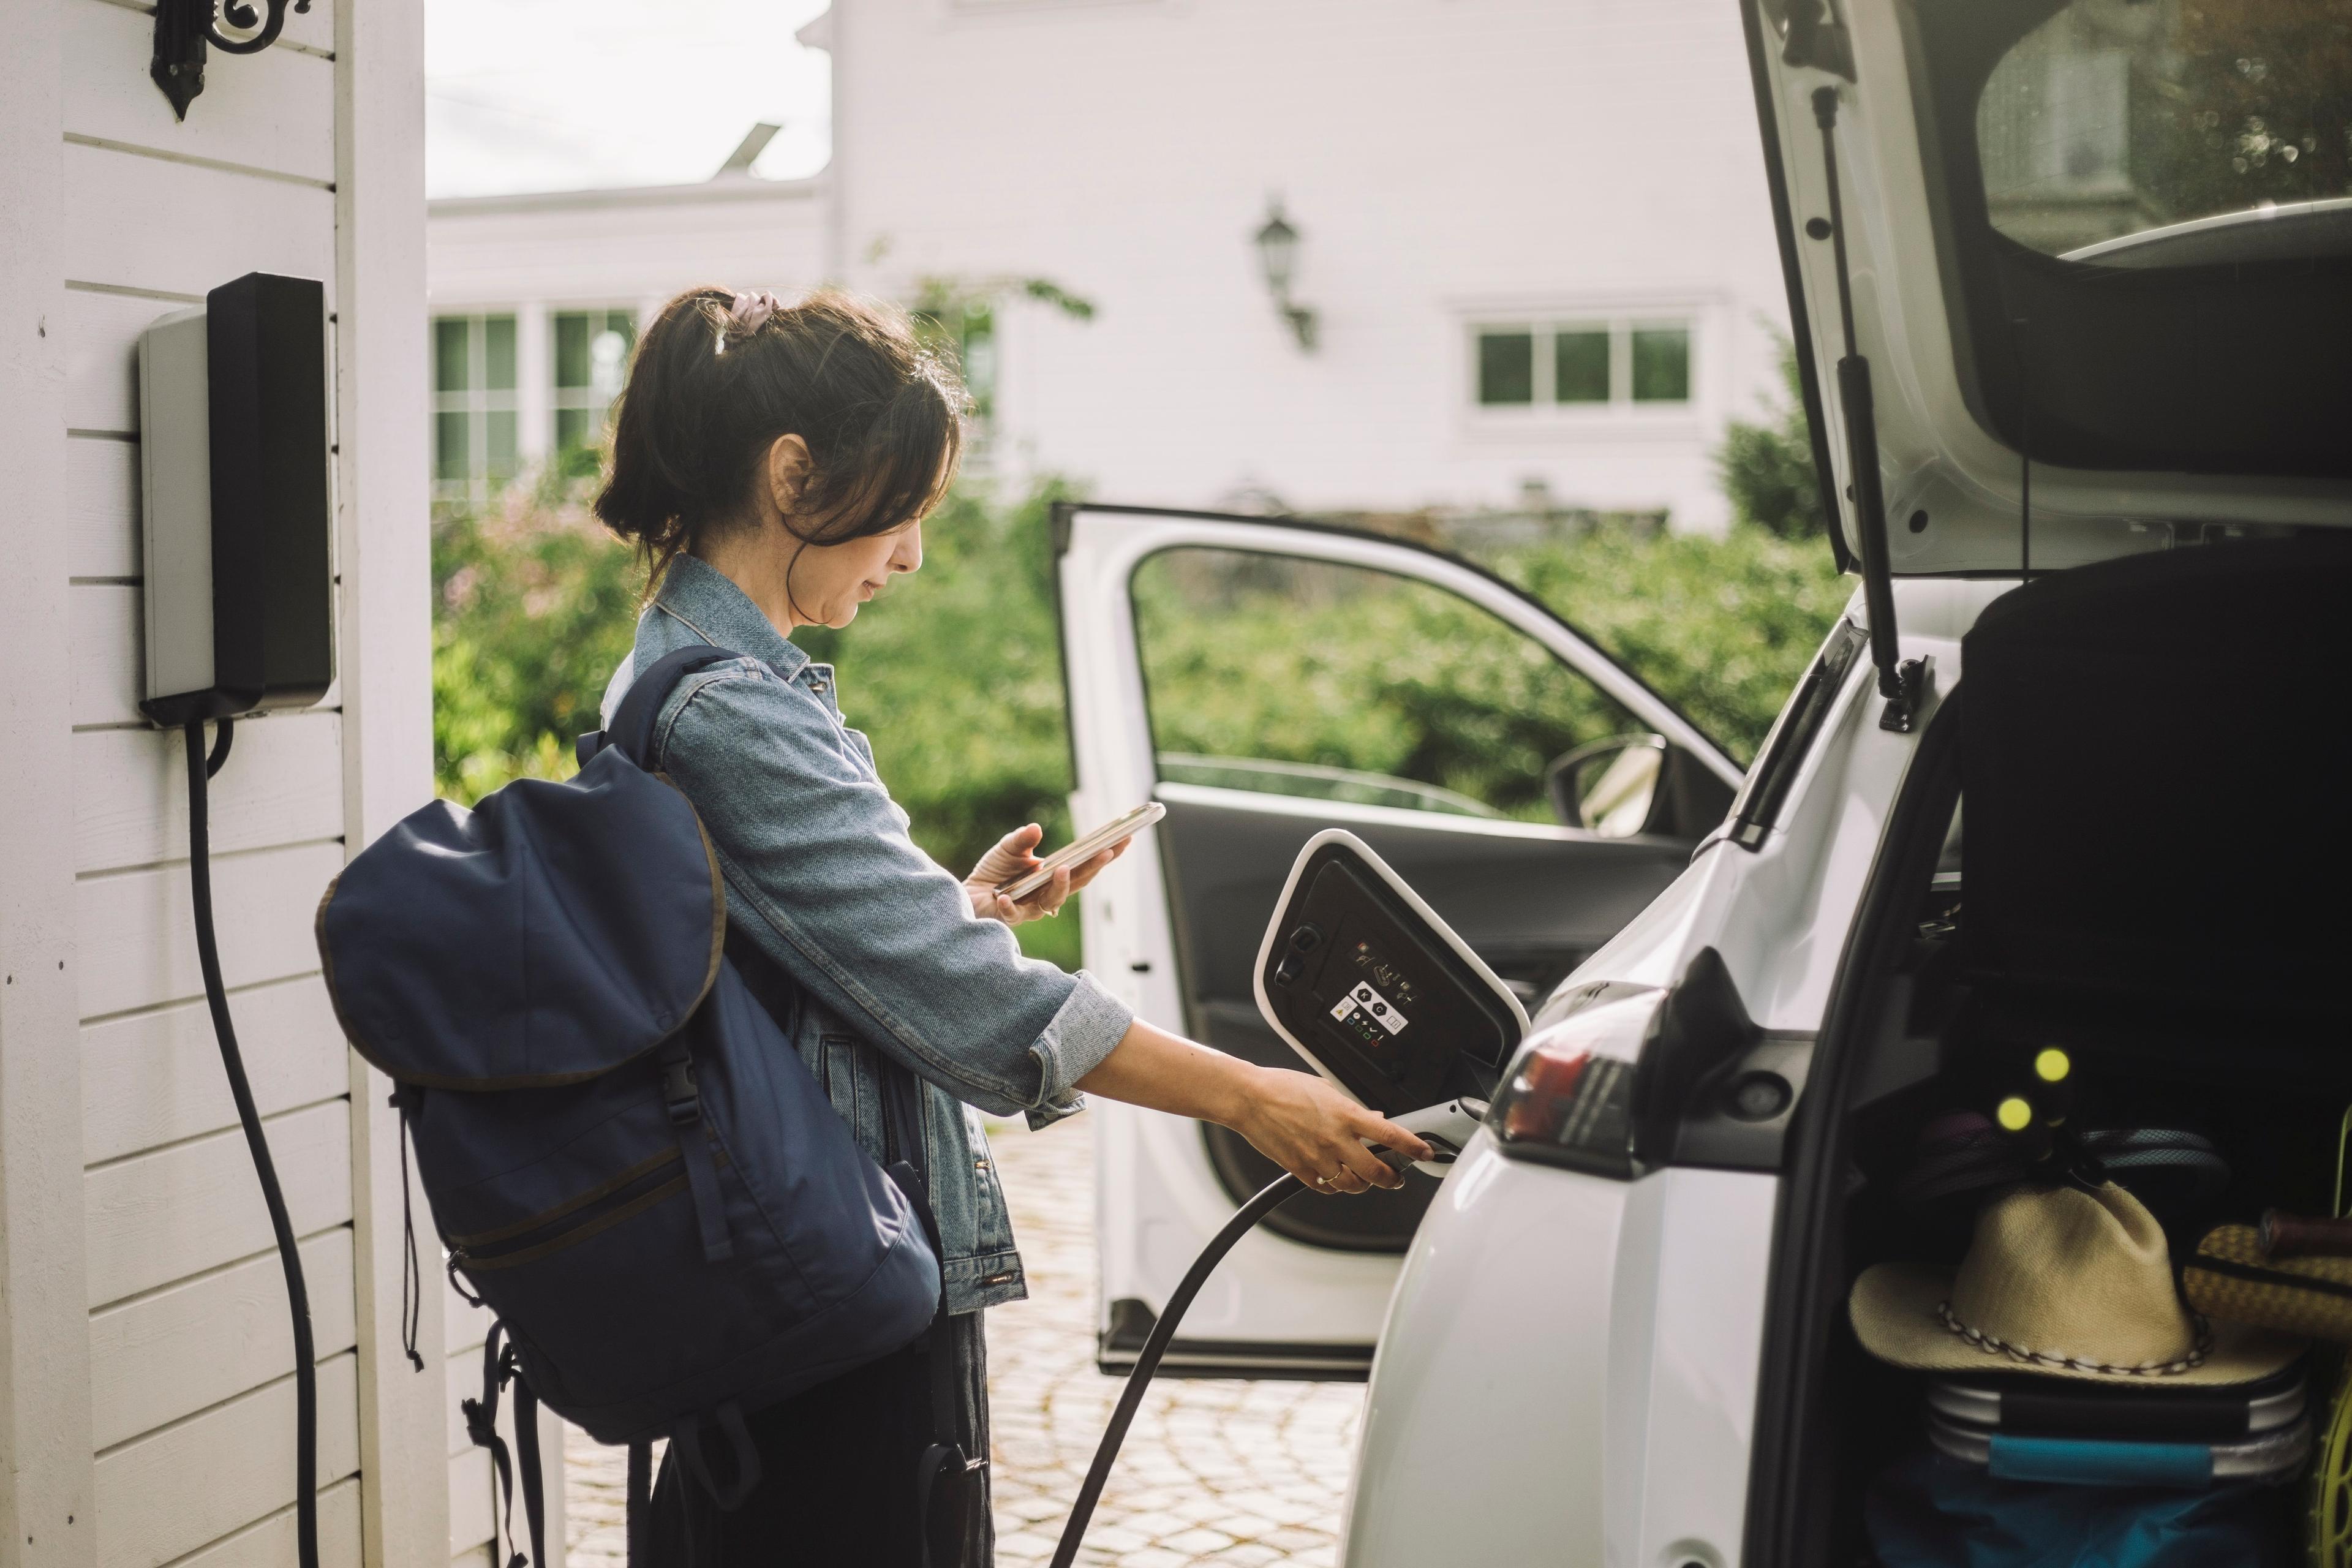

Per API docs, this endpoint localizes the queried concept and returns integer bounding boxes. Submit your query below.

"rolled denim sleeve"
[654,665,1133,1120]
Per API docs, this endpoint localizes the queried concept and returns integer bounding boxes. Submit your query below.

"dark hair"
[594,286,967,594]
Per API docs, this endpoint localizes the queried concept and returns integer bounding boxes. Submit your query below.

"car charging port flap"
[1251,831,1529,1176]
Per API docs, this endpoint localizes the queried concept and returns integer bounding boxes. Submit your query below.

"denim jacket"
[603,555,1134,1313]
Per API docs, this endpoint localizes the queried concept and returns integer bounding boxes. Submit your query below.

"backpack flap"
[317,750,726,1088]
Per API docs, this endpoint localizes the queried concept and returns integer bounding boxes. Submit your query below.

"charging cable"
[184,717,321,1568]
[1049,1145,1419,1568]
[1048,1170,1307,1567]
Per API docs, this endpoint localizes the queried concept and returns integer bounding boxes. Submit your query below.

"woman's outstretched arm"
[1077,1017,1433,1195]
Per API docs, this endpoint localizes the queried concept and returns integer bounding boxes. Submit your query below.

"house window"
[432,314,519,505]
[1471,320,1693,409]
[553,309,636,473]
[1630,325,1691,402]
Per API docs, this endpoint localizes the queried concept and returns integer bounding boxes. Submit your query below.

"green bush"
[431,475,1847,970]
[1476,524,1850,766]
[1133,550,1638,822]
[1715,336,1828,543]
[432,479,643,802]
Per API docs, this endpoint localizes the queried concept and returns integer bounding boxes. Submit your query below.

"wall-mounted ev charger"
[138,272,336,1568]
[137,271,334,727]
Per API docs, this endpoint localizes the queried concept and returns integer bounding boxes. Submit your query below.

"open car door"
[1056,503,1744,1376]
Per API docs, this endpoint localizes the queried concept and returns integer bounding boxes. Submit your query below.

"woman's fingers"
[1322,1163,1371,1196]
[968,823,1046,889]
[1007,864,1074,922]
[1358,1112,1434,1166]
[1333,1137,1401,1190]
[1063,839,1129,894]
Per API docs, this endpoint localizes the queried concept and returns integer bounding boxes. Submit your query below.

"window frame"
[430,312,520,508]
[1465,316,1697,415]
[549,306,638,466]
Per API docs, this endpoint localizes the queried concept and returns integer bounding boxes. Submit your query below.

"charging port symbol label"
[1332,981,1409,1038]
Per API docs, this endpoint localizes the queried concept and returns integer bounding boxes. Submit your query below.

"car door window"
[1131,546,1638,823]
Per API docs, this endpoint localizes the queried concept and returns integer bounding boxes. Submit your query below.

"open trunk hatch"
[1750,0,2352,581]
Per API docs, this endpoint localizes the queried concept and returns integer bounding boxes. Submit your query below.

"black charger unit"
[137,270,333,727]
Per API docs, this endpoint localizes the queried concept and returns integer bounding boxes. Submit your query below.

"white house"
[429,0,1792,532]
[2,7,554,1567]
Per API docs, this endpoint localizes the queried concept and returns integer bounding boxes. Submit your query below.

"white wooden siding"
[85,1101,352,1309]
[0,7,100,1557]
[89,1229,357,1450]
[75,715,347,873]
[93,1351,361,1568]
[64,286,181,434]
[63,2,336,186]
[75,842,348,1022]
[168,1480,362,1568]
[68,434,143,578]
[7,2,496,1562]
[81,975,347,1166]
[61,145,335,298]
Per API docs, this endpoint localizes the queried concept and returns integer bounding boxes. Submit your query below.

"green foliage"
[1477,526,1850,766]
[432,477,645,802]
[431,475,1848,972]
[1714,336,1827,543]
[1133,552,1635,823]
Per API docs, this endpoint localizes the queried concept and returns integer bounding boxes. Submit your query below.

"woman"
[593,285,1430,1564]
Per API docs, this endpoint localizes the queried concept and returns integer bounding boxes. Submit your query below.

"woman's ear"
[764,434,813,518]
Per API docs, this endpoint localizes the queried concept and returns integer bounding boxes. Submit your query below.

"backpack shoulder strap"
[576,644,739,772]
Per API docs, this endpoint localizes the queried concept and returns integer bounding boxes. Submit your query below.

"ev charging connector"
[1050,829,1526,1566]
[137,271,336,1568]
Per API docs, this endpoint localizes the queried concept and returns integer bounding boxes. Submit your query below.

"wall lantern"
[152,0,311,121]
[1253,200,1319,353]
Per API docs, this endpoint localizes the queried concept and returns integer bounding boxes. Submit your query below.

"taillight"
[1485,989,1657,1178]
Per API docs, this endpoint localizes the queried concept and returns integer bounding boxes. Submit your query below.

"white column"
[335,4,456,1566]
[0,8,97,1558]
[517,301,551,470]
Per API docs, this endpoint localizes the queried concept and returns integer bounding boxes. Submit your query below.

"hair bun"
[592,285,967,594]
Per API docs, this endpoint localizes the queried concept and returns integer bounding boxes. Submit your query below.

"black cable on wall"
[185,716,320,1568]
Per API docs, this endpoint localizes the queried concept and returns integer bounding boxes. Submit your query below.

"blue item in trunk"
[1866,1444,2294,1567]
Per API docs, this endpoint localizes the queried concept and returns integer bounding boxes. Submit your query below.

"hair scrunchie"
[717,289,788,353]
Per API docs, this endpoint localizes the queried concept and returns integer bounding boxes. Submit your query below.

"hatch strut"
[1811,85,1931,734]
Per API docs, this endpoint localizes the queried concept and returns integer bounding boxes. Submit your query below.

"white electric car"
[1060,0,2352,1561]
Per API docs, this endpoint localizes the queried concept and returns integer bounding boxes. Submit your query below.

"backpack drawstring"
[391,1088,426,1372]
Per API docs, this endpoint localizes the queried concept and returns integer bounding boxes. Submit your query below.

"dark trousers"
[646,1311,992,1568]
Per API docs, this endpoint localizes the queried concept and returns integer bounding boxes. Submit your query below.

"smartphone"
[999,802,1167,900]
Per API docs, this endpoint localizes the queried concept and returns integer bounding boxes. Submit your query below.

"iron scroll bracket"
[151,0,314,121]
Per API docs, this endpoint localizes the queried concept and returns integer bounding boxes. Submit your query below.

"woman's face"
[788,518,924,629]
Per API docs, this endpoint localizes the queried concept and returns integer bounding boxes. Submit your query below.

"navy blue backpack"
[317,649,951,1561]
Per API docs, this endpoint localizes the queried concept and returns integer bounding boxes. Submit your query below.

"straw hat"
[1850,1181,2302,1385]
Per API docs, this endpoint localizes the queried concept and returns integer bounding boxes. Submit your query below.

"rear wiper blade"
[1811,85,1932,734]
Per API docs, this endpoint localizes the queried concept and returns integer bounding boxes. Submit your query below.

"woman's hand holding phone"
[964,821,1131,925]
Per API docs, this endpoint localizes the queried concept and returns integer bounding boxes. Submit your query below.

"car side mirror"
[1547,734,1668,837]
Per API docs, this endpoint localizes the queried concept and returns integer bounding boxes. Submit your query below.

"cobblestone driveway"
[564,1112,1363,1567]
